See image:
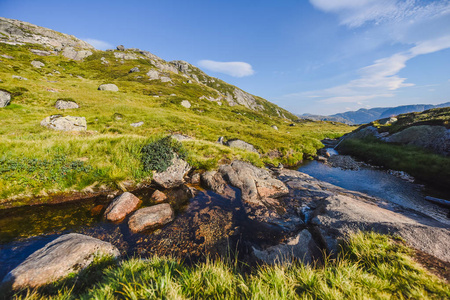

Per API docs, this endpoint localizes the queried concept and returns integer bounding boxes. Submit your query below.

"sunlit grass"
[10,232,450,299]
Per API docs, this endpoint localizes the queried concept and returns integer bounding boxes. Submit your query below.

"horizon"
[1,0,449,115]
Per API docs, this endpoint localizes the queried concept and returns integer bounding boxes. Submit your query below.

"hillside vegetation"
[0,34,349,206]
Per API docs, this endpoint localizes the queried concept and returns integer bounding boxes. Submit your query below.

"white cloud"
[287,35,450,104]
[198,60,254,77]
[82,38,113,50]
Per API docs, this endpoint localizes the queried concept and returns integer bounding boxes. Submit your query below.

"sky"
[1,0,450,115]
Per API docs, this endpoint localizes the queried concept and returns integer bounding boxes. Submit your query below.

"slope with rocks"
[0,17,350,206]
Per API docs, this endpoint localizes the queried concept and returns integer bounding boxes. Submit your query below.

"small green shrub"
[141,136,187,172]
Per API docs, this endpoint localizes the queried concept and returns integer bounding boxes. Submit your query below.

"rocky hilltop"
[0,17,289,115]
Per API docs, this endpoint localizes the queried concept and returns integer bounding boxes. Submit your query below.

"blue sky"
[1,0,449,115]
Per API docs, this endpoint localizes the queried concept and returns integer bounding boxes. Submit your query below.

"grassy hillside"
[8,232,450,299]
[0,42,350,206]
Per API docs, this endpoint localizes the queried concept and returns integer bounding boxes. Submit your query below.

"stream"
[1,150,449,281]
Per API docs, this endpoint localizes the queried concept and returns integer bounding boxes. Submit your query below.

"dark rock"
[128,203,174,233]
[104,192,142,222]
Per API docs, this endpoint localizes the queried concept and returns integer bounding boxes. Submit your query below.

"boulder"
[104,192,142,222]
[225,139,259,153]
[271,125,278,130]
[153,157,191,188]
[31,60,45,68]
[117,45,125,51]
[1,233,120,290]
[98,84,119,92]
[128,204,174,233]
[0,90,11,107]
[129,67,140,73]
[170,134,193,141]
[151,190,167,203]
[54,99,79,109]
[40,115,87,131]
[378,117,397,125]
[160,76,172,83]
[181,100,191,108]
[252,229,320,265]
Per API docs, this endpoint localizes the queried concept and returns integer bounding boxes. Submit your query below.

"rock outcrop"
[40,115,87,131]
[98,84,119,92]
[128,203,174,233]
[153,157,191,188]
[0,90,11,107]
[104,192,142,222]
[1,233,120,290]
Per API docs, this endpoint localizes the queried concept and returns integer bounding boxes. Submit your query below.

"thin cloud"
[198,60,254,77]
[82,38,113,50]
[287,35,450,104]
[310,0,450,28]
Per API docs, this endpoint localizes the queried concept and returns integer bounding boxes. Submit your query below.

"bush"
[141,136,187,172]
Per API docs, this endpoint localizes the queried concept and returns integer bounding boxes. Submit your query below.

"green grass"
[0,42,351,206]
[9,232,450,299]
[338,137,450,189]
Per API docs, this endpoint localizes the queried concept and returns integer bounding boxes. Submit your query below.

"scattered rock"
[1,233,120,290]
[0,90,11,107]
[160,76,172,83]
[130,121,144,127]
[271,125,278,130]
[12,75,27,80]
[54,99,79,109]
[151,190,167,203]
[146,69,160,80]
[129,67,140,73]
[181,100,191,108]
[100,57,109,64]
[104,192,142,222]
[171,134,193,141]
[128,204,174,233]
[31,60,45,68]
[29,49,54,56]
[253,229,320,265]
[153,157,191,188]
[98,84,119,92]
[225,139,259,153]
[117,45,125,51]
[1,54,14,59]
[40,115,87,131]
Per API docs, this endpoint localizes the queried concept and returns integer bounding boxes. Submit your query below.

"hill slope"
[0,17,350,205]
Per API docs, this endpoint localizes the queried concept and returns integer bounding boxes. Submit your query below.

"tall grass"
[10,232,450,299]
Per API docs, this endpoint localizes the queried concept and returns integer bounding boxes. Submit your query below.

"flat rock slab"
[1,233,120,290]
[226,139,259,153]
[128,203,174,233]
[41,115,86,131]
[104,192,142,222]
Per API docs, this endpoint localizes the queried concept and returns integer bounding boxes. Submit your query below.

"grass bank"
[338,137,450,189]
[9,232,449,299]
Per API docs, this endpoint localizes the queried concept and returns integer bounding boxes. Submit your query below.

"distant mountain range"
[299,102,450,125]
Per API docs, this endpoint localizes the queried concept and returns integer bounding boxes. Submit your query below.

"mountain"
[300,102,450,125]
[0,17,351,203]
